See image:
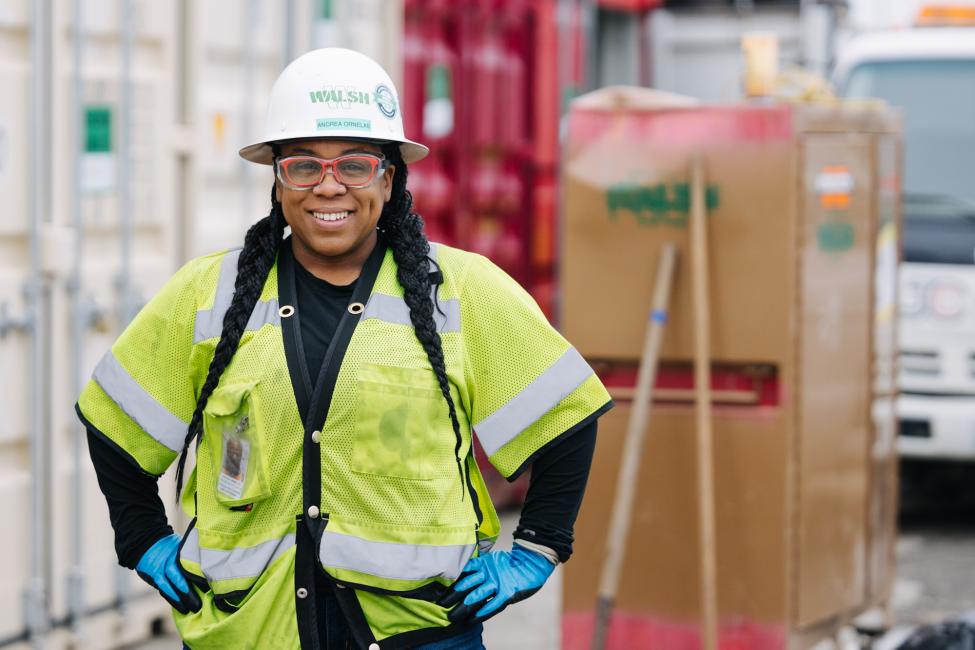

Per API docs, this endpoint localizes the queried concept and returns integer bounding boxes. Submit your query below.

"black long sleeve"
[513,419,597,563]
[86,429,173,569]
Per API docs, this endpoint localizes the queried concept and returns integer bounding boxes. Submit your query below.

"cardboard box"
[560,87,901,649]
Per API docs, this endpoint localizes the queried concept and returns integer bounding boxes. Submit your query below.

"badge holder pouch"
[202,380,272,508]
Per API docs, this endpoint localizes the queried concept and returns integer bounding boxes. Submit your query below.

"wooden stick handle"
[591,244,678,650]
[690,153,719,650]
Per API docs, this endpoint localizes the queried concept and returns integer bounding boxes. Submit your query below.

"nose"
[312,170,347,197]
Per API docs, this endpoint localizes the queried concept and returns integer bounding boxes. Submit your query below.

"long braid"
[175,185,285,496]
[379,145,467,498]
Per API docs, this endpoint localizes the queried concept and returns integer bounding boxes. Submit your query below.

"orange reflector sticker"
[815,165,854,210]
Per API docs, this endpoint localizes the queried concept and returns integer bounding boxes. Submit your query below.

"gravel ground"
[892,506,975,626]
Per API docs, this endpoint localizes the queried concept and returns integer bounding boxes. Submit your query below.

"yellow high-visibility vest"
[78,237,612,649]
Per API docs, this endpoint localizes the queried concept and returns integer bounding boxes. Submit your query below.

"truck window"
[844,60,975,204]
[844,60,975,264]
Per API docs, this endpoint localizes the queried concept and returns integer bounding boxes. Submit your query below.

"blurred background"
[0,0,973,648]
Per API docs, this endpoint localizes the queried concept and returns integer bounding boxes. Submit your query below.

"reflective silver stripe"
[194,250,240,342]
[92,351,188,453]
[247,297,282,332]
[361,293,460,333]
[181,527,201,564]
[428,242,439,272]
[183,529,296,583]
[194,249,280,342]
[319,530,475,582]
[474,347,595,456]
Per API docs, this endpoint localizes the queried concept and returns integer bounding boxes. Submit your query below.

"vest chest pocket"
[202,379,271,507]
[353,364,453,481]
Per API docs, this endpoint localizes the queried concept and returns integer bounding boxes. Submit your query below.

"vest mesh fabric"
[457,252,610,477]
[322,249,474,529]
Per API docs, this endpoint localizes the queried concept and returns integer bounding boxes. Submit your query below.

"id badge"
[218,417,251,500]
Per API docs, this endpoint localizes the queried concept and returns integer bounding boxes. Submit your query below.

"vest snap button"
[311,430,321,443]
[369,644,380,650]
[308,505,320,519]
[296,587,308,599]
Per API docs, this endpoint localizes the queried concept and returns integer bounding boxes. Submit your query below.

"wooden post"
[592,244,678,650]
[690,152,719,650]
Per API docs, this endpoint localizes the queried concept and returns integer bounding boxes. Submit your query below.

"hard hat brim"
[239,135,430,166]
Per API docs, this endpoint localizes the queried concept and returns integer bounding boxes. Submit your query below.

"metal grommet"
[296,587,308,599]
[348,302,365,315]
[279,305,295,318]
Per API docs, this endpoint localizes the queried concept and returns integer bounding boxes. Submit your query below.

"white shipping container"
[0,1,403,648]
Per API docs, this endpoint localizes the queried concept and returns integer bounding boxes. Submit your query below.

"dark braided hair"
[176,144,467,500]
[175,185,286,495]
[377,143,466,496]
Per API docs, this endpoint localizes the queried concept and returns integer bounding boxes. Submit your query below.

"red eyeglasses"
[275,154,388,190]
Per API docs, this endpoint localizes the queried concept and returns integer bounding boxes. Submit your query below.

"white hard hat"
[239,48,429,165]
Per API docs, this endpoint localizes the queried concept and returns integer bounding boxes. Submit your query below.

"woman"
[77,48,612,649]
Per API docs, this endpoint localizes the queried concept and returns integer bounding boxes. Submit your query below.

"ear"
[382,164,396,203]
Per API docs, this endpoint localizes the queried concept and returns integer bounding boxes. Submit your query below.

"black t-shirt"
[86,249,597,567]
[292,255,356,377]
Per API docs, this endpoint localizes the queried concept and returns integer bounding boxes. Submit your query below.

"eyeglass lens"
[282,156,379,187]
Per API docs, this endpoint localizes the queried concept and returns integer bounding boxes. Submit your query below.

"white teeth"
[312,211,349,222]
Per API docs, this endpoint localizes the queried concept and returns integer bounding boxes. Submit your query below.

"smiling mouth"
[310,210,352,223]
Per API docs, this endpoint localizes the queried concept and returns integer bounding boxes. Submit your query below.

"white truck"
[834,10,975,466]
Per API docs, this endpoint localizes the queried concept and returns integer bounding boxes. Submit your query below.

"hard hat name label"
[316,118,372,132]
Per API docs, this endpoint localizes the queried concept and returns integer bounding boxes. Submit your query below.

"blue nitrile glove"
[135,534,202,615]
[437,544,556,624]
